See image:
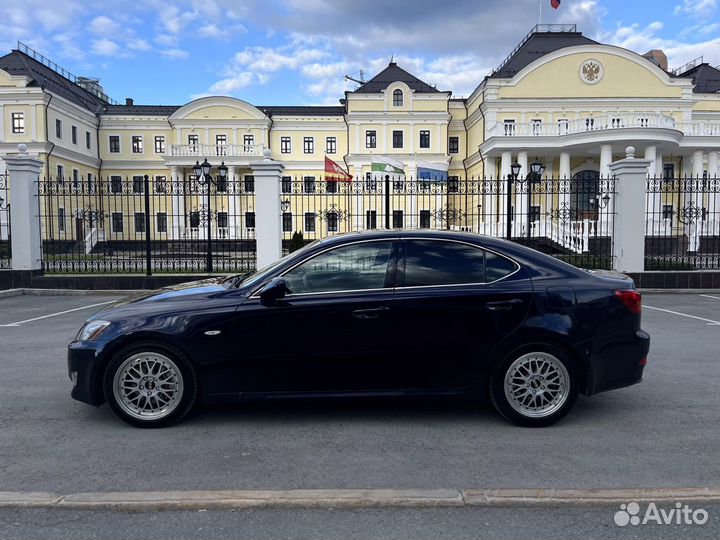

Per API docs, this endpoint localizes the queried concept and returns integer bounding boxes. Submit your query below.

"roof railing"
[16,41,119,104]
[671,55,704,76]
[491,24,577,76]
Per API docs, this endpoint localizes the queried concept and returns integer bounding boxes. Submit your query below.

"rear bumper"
[67,341,108,406]
[588,329,650,395]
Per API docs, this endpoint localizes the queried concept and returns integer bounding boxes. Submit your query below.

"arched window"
[392,89,403,107]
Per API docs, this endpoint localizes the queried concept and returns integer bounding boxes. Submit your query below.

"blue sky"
[0,0,718,106]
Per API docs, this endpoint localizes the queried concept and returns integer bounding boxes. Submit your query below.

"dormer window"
[392,89,403,107]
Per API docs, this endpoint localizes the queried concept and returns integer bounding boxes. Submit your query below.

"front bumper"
[588,329,650,395]
[67,340,109,406]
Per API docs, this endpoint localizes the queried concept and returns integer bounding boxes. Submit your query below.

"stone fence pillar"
[608,146,651,273]
[252,149,285,269]
[5,144,43,271]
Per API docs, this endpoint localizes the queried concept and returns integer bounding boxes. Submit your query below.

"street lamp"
[476,204,482,234]
[281,199,291,212]
[193,158,228,273]
[589,193,611,209]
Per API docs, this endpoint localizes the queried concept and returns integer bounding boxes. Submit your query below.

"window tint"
[403,240,515,286]
[283,242,392,295]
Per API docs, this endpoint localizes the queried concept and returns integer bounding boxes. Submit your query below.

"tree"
[289,231,304,253]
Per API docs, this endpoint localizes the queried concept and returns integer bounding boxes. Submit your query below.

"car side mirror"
[259,277,289,306]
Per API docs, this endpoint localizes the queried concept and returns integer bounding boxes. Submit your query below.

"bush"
[289,231,304,253]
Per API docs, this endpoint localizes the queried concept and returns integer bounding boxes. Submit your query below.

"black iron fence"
[280,175,616,269]
[645,176,720,270]
[0,172,9,270]
[37,175,256,274]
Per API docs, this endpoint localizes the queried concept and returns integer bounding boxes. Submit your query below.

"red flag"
[324,156,352,182]
[551,0,561,8]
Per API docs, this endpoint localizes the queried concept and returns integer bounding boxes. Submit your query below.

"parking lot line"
[0,301,115,327]
[645,305,720,326]
[700,294,720,301]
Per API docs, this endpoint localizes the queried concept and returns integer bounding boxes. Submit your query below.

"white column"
[483,156,497,235]
[170,166,183,240]
[708,151,719,236]
[252,149,285,268]
[608,146,652,272]
[692,150,704,177]
[644,146,657,177]
[516,151,528,237]
[227,166,238,239]
[559,152,571,178]
[407,163,417,229]
[689,151,705,251]
[597,145,614,236]
[558,152,571,245]
[599,145,612,177]
[499,151,512,236]
[0,105,4,141]
[644,146,659,236]
[5,144,43,270]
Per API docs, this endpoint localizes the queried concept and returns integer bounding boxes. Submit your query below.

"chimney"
[642,50,668,71]
[125,98,134,106]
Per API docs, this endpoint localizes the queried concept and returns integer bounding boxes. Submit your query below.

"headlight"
[77,320,112,341]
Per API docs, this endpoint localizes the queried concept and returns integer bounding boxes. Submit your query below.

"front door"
[75,218,85,244]
[231,239,401,394]
[571,170,600,221]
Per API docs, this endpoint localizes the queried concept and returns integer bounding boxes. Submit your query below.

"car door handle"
[352,306,390,319]
[486,299,524,311]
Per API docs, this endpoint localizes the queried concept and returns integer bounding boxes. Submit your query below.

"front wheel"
[490,345,578,427]
[103,343,197,428]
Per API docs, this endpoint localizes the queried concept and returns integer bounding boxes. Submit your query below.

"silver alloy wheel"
[112,352,184,421]
[503,352,570,418]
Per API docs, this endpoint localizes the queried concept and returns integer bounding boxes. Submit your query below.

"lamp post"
[506,161,521,240]
[527,159,546,243]
[193,158,228,273]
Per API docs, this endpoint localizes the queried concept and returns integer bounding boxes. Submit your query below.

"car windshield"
[223,240,320,289]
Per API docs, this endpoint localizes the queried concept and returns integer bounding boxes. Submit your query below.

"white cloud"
[89,15,121,35]
[91,38,121,57]
[154,34,178,47]
[674,0,717,17]
[127,38,151,51]
[160,48,189,60]
[209,72,258,94]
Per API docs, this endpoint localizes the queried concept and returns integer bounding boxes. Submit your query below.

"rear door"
[391,239,532,390]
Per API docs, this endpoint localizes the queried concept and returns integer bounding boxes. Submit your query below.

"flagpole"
[539,0,542,25]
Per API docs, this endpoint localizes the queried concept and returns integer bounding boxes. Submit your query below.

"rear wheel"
[103,343,197,428]
[490,344,578,427]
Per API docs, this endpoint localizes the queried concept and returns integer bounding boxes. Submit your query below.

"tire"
[489,344,578,427]
[103,342,198,428]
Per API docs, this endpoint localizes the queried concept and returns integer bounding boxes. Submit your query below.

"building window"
[531,119,542,136]
[327,211,338,232]
[282,212,293,232]
[303,176,316,193]
[365,210,377,230]
[557,119,569,135]
[154,136,165,153]
[365,172,377,192]
[245,212,256,229]
[188,134,198,151]
[244,175,255,193]
[58,208,66,232]
[110,176,122,194]
[449,136,459,154]
[420,210,431,228]
[393,89,403,107]
[155,176,167,194]
[216,175,228,193]
[156,212,167,233]
[131,176,144,194]
[55,119,62,139]
[392,210,404,229]
[326,136,337,154]
[189,212,200,229]
[72,169,79,188]
[365,130,376,149]
[217,212,228,229]
[216,134,227,155]
[131,135,143,153]
[281,176,292,193]
[243,134,254,148]
[57,165,64,182]
[134,213,146,233]
[281,136,291,154]
[109,135,120,153]
[111,213,123,233]
[326,179,338,193]
[392,130,403,149]
[11,112,24,134]
[419,130,430,149]
[86,131,91,149]
[663,163,675,180]
[662,205,673,221]
[448,176,459,193]
[304,212,316,232]
[71,125,78,145]
[530,205,541,223]
[303,136,314,154]
[503,119,515,136]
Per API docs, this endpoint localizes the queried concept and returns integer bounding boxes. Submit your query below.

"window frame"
[326,136,337,154]
[11,112,24,134]
[86,131,92,149]
[131,135,143,154]
[392,130,403,149]
[109,135,120,153]
[71,125,78,145]
[448,136,459,154]
[280,136,291,154]
[419,130,430,149]
[156,212,168,233]
[365,130,376,149]
[154,135,165,154]
[397,238,520,289]
[303,136,314,154]
[392,89,404,107]
[55,119,63,139]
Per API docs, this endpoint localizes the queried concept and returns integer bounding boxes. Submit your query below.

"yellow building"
[0,25,719,258]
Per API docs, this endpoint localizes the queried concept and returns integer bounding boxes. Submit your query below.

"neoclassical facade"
[0,25,719,244]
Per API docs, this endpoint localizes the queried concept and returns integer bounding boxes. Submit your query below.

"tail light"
[614,289,642,315]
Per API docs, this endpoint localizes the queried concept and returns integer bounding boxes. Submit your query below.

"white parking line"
[645,305,720,326]
[700,294,720,301]
[0,301,114,327]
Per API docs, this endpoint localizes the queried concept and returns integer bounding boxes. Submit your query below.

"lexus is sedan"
[68,230,649,428]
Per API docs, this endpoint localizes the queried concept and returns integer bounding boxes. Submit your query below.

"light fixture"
[530,159,545,177]
[201,158,211,176]
[510,161,521,178]
[192,160,202,178]
[281,199,291,212]
[217,161,228,179]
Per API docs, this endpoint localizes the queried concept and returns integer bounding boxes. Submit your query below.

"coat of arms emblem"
[580,60,603,84]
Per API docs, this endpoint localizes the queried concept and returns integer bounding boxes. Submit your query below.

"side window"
[283,242,393,295]
[403,240,515,286]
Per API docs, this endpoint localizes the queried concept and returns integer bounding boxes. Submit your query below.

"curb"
[2,488,720,511]
[639,289,720,294]
[0,288,137,297]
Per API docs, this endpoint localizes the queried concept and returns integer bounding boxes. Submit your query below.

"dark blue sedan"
[68,230,649,428]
